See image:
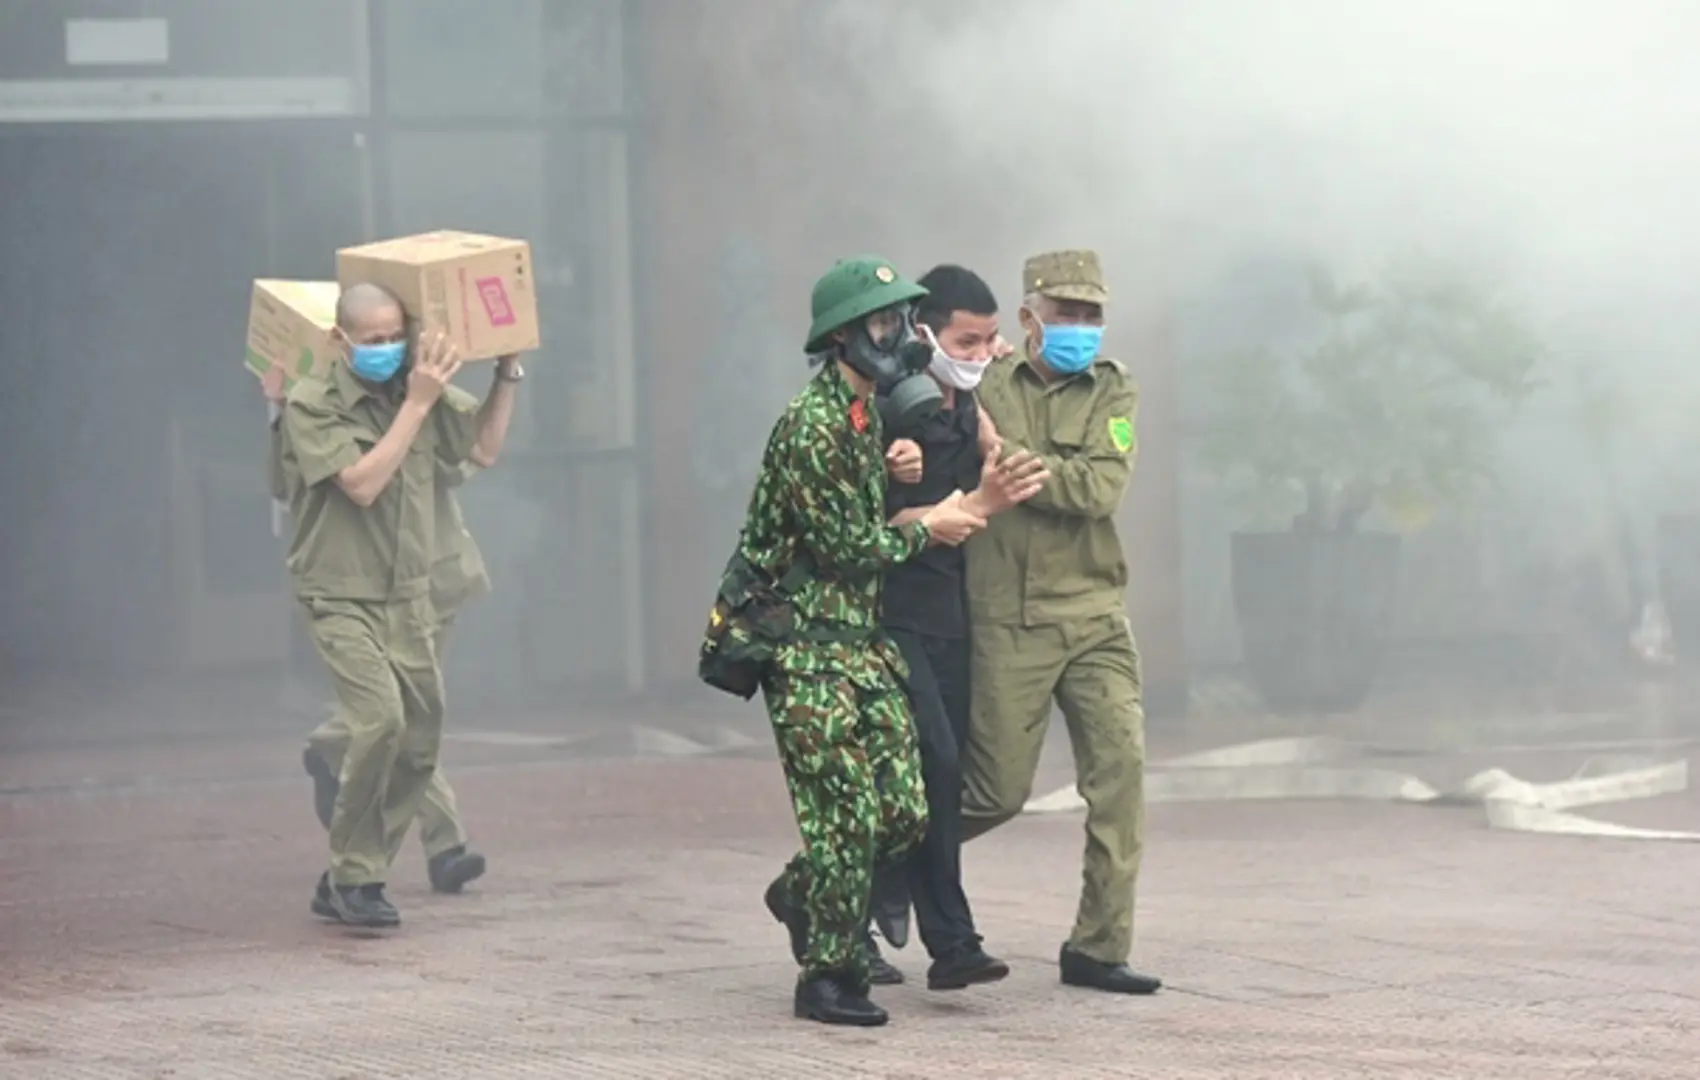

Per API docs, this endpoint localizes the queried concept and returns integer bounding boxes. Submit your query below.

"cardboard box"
[244,279,341,387]
[336,230,540,361]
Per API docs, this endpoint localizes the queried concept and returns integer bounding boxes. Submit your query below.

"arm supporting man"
[999,382,1139,520]
[782,420,932,573]
[888,446,1050,526]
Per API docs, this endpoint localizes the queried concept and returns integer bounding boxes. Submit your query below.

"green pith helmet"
[804,255,928,354]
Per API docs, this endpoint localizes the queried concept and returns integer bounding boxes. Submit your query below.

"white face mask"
[927,345,990,391]
[916,323,991,392]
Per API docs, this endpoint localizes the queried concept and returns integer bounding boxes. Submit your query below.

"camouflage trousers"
[763,664,929,987]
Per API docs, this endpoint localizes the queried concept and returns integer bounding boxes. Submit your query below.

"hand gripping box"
[336,230,541,361]
[244,279,341,387]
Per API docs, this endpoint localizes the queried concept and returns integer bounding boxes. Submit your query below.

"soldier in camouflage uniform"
[727,256,987,1027]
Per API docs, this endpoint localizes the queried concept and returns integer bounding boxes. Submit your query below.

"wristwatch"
[496,363,526,384]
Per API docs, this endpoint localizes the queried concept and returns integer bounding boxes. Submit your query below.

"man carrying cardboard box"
[264,363,491,897]
[274,281,524,929]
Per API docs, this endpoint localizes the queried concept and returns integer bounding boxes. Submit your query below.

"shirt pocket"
[1047,408,1090,457]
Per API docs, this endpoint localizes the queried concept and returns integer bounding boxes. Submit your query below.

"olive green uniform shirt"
[275,363,479,602]
[431,459,491,612]
[270,402,490,610]
[966,345,1140,626]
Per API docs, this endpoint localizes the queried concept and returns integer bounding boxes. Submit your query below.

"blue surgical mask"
[348,340,406,383]
[1038,323,1104,375]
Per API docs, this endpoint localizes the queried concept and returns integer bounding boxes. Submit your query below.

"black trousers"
[886,626,979,958]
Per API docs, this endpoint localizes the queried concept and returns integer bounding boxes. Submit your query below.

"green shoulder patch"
[1107,415,1135,454]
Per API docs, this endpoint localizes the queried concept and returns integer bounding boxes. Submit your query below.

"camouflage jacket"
[736,362,930,679]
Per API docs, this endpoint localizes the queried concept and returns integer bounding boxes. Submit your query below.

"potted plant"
[1198,253,1546,713]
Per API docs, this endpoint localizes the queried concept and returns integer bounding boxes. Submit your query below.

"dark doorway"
[0,121,364,683]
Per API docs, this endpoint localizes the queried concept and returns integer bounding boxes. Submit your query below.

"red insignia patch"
[848,399,869,434]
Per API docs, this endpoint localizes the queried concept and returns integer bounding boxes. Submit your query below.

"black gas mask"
[842,304,943,436]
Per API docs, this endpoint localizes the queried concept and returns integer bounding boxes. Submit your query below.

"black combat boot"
[427,846,487,894]
[763,875,809,964]
[926,940,1011,991]
[1059,943,1161,995]
[312,872,398,927]
[326,882,401,929]
[793,973,888,1027]
[862,929,905,985]
[302,747,338,830]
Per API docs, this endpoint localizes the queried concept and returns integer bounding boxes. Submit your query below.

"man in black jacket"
[866,264,1045,989]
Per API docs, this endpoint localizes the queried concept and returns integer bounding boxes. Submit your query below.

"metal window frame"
[361,0,650,694]
[0,2,374,124]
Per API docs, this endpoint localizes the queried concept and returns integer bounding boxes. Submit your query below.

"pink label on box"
[476,276,517,327]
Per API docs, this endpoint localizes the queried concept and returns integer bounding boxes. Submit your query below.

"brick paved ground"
[2,716,1698,1079]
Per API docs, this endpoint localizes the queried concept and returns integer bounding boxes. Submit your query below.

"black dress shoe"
[328,883,401,929]
[926,944,1011,991]
[764,876,809,964]
[869,879,912,950]
[302,748,339,831]
[862,930,905,985]
[793,974,889,1027]
[427,846,487,894]
[1059,944,1161,995]
[310,872,339,921]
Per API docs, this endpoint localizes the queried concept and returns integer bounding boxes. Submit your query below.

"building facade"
[0,0,1191,716]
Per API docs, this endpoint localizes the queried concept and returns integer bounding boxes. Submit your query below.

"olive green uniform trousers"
[301,594,447,887]
[307,613,468,862]
[961,613,1147,965]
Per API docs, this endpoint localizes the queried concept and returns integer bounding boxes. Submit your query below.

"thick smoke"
[791,0,1700,655]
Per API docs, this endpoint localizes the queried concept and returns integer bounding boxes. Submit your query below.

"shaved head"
[334,283,406,347]
[336,282,404,333]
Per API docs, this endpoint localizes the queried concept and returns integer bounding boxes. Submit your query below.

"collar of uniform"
[330,356,373,403]
[819,357,859,405]
[816,358,884,441]
[1014,342,1097,387]
[330,354,405,406]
